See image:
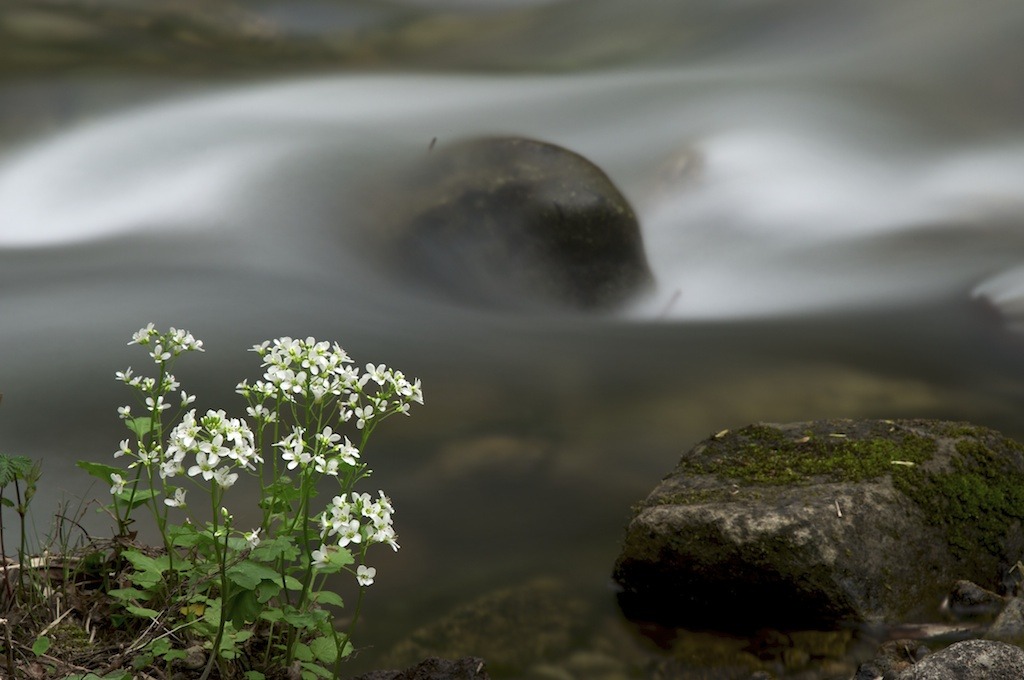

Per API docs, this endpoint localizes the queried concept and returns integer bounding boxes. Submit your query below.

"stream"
[3,1,1024,676]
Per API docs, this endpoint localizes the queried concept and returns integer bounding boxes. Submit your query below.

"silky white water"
[3,0,1024,673]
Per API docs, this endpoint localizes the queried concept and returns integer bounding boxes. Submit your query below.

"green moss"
[679,424,936,486]
[893,436,1024,559]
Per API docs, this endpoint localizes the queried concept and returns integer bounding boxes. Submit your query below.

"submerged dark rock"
[613,419,1024,631]
[369,136,654,311]
[352,657,489,680]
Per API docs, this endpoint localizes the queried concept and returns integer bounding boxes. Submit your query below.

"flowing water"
[3,0,1024,676]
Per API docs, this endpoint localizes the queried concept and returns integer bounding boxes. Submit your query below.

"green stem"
[199,487,230,680]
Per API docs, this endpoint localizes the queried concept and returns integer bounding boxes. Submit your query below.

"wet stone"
[368,136,654,311]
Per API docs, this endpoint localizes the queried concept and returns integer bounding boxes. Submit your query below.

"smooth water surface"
[3,0,1024,675]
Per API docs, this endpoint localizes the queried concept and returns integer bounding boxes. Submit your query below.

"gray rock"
[613,419,1024,630]
[853,640,929,680]
[943,580,1007,621]
[896,639,1024,679]
[370,136,654,311]
[986,597,1024,643]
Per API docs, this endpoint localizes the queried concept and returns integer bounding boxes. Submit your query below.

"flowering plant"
[78,325,422,680]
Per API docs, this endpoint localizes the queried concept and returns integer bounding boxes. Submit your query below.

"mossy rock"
[367,136,654,311]
[613,419,1024,631]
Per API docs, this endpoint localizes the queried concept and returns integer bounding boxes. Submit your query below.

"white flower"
[356,565,376,586]
[128,323,156,346]
[355,405,374,430]
[213,466,238,489]
[243,528,261,549]
[145,396,170,412]
[117,405,132,419]
[164,487,187,507]
[115,439,132,458]
[311,544,331,569]
[364,363,388,386]
[337,519,362,547]
[316,426,342,448]
[114,368,134,384]
[180,391,196,407]
[109,473,126,496]
[149,344,172,363]
[339,438,360,466]
[315,457,340,476]
[188,451,217,481]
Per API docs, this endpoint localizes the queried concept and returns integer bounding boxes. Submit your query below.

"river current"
[2,0,1024,675]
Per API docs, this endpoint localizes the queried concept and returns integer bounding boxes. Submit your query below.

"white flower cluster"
[127,323,204,364]
[313,491,398,581]
[161,409,261,498]
[319,491,397,550]
[273,425,360,476]
[237,337,423,429]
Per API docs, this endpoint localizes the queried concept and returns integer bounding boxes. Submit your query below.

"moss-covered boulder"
[613,419,1024,631]
[369,136,654,311]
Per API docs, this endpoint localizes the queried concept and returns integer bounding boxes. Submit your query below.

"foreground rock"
[369,136,654,311]
[614,419,1024,630]
[896,639,1024,679]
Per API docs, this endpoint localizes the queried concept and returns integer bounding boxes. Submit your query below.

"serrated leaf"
[259,609,284,623]
[0,454,33,488]
[122,550,169,589]
[126,416,154,438]
[308,636,338,664]
[254,580,281,604]
[251,535,300,562]
[311,590,344,608]
[226,560,284,590]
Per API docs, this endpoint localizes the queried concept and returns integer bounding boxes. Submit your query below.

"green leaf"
[125,604,161,618]
[226,560,284,590]
[226,589,261,627]
[282,611,319,630]
[301,662,334,679]
[254,581,281,604]
[293,643,314,663]
[244,672,267,680]
[0,454,33,488]
[251,535,300,562]
[76,461,123,485]
[107,587,154,602]
[259,609,284,623]
[308,636,338,664]
[31,636,50,656]
[310,590,344,608]
[126,416,154,438]
[114,488,159,513]
[168,523,201,548]
[122,549,170,589]
[146,638,172,656]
